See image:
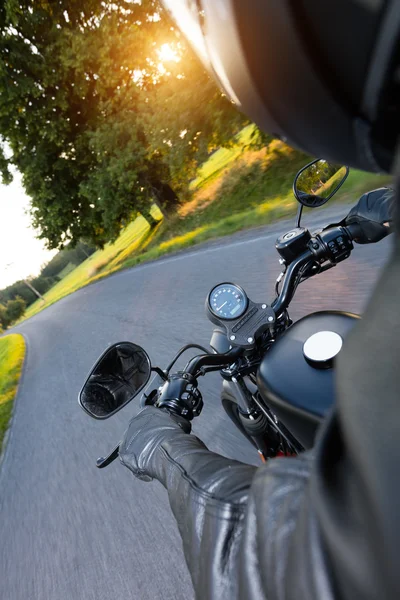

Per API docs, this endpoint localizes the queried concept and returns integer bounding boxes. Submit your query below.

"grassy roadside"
[189,124,257,190]
[20,134,391,324]
[119,169,390,269]
[0,334,26,454]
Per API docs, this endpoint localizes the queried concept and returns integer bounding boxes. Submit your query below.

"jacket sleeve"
[120,408,332,600]
[120,407,257,597]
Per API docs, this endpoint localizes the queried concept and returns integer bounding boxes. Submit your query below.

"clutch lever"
[96,443,120,468]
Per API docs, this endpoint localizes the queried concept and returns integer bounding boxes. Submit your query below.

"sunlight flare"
[157,43,180,63]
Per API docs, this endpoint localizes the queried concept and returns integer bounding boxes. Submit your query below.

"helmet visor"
[162,0,211,69]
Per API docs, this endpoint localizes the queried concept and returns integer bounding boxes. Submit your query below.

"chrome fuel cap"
[303,331,343,369]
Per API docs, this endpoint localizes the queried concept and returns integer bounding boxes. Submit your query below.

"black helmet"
[162,0,400,173]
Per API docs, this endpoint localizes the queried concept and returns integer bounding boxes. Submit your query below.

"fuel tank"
[257,311,359,448]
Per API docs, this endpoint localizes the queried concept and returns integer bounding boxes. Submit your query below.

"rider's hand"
[119,406,191,481]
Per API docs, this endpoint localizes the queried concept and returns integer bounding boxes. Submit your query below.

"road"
[0,203,393,600]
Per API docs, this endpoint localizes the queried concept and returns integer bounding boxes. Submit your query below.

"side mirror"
[79,342,151,419]
[294,159,349,208]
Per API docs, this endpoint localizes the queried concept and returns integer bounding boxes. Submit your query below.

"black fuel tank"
[257,311,359,448]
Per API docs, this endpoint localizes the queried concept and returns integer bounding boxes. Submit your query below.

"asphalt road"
[0,203,393,600]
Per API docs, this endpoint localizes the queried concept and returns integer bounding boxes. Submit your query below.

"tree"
[0,303,8,329]
[0,0,247,249]
[1,277,52,306]
[6,296,26,324]
[0,281,36,307]
[142,45,246,191]
[0,297,26,328]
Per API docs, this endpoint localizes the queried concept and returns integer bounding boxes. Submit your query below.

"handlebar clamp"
[217,301,276,349]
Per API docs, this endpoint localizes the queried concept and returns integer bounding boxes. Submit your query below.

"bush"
[6,297,26,324]
[0,303,9,329]
[0,297,27,329]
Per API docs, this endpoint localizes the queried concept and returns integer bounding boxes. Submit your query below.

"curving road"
[0,203,393,600]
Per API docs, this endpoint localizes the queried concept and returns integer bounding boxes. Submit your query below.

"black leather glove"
[119,406,191,481]
[345,186,395,243]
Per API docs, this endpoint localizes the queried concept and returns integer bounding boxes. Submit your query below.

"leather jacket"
[120,241,400,600]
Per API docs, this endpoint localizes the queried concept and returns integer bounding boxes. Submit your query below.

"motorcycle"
[78,158,394,466]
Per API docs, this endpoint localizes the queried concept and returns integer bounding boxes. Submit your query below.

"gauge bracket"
[206,297,276,348]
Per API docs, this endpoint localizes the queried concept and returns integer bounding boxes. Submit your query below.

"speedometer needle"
[217,301,227,311]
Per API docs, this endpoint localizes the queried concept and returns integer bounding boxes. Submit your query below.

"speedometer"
[208,283,248,320]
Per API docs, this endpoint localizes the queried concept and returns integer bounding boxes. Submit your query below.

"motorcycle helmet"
[162,0,400,173]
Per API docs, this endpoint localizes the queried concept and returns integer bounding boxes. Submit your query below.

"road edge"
[0,333,28,478]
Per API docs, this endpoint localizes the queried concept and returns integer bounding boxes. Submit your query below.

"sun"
[157,43,180,63]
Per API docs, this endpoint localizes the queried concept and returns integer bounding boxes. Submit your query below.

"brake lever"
[96,443,120,468]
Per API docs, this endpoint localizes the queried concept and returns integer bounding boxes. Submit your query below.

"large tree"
[0,0,246,249]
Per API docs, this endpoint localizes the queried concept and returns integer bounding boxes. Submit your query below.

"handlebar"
[184,346,243,376]
[93,220,359,469]
[272,225,354,316]
[271,250,314,315]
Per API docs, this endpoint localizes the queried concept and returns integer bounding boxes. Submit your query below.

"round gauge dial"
[209,283,248,320]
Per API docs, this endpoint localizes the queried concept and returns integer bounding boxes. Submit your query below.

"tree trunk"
[141,209,161,228]
[151,180,180,219]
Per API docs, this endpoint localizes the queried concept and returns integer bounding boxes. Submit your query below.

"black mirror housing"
[79,342,151,419]
[294,159,349,208]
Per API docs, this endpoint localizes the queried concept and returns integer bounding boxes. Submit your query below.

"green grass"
[18,132,391,324]
[189,124,257,190]
[0,334,26,454]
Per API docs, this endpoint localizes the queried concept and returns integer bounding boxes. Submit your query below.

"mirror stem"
[296,204,303,228]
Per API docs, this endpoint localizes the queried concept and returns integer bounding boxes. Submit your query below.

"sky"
[0,171,56,289]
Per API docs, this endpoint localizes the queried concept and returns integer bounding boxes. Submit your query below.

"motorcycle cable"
[165,344,211,374]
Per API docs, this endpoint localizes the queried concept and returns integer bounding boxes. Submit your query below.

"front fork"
[223,377,280,460]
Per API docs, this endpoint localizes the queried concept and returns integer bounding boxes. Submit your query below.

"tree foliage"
[0,303,7,330]
[0,296,26,328]
[0,277,54,306]
[0,0,247,249]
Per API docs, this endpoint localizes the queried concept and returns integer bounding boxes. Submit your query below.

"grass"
[189,124,257,190]
[19,133,391,324]
[0,334,26,454]
[57,262,78,279]
[121,168,389,270]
